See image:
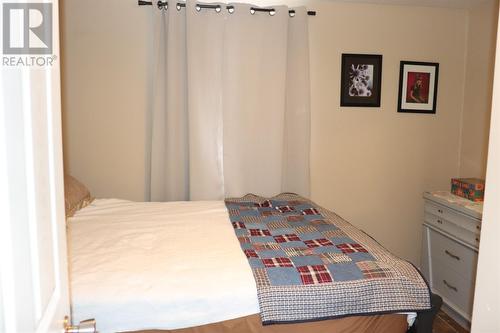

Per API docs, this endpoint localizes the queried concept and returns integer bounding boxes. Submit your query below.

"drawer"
[425,200,481,233]
[429,228,478,282]
[431,257,475,318]
[425,212,480,248]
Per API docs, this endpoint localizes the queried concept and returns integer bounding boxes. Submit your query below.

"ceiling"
[333,0,493,9]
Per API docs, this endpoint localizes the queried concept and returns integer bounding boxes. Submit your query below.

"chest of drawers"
[421,191,482,328]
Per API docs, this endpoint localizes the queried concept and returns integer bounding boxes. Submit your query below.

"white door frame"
[0,1,70,332]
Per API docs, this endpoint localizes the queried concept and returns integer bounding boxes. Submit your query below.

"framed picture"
[340,54,383,107]
[397,61,439,114]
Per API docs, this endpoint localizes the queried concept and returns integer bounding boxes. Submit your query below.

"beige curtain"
[150,3,189,201]
[149,1,310,201]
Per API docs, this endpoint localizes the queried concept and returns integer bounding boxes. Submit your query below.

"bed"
[66,190,440,333]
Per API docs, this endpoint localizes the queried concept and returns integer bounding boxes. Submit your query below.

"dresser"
[421,191,483,328]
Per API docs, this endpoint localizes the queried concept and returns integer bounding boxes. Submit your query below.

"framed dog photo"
[340,54,383,107]
[397,61,439,114]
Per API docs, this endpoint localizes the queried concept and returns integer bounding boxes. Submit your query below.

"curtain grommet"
[250,8,255,15]
[157,0,167,10]
[215,5,221,13]
[227,6,234,13]
[269,9,276,16]
[195,4,201,11]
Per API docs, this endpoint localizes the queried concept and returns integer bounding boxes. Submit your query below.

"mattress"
[68,198,416,333]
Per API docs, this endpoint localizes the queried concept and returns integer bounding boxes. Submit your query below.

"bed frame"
[409,293,443,333]
[131,293,443,333]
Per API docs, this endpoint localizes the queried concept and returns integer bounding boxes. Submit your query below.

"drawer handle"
[436,219,443,224]
[443,280,458,292]
[445,250,460,261]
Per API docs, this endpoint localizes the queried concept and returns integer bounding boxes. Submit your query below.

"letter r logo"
[2,3,53,54]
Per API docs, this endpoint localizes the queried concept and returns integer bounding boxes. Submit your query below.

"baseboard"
[441,302,471,330]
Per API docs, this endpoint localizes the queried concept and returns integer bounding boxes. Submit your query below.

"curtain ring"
[227,6,234,13]
[289,10,295,17]
[269,9,276,16]
[176,3,182,10]
[250,8,255,15]
[195,4,201,11]
[215,5,221,13]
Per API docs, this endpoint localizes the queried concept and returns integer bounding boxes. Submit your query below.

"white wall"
[61,0,485,264]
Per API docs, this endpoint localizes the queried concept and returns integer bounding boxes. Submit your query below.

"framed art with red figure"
[397,61,439,114]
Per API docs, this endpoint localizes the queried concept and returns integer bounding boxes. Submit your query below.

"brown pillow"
[64,175,93,218]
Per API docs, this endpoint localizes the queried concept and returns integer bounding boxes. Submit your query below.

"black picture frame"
[340,54,383,107]
[397,61,439,114]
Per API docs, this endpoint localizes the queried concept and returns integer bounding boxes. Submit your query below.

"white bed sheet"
[69,198,416,333]
[69,199,259,333]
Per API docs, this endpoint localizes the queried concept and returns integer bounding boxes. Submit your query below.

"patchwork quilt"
[225,193,431,324]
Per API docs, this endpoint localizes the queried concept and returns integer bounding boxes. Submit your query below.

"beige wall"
[459,0,498,178]
[308,2,468,264]
[471,11,500,330]
[60,1,152,201]
[61,0,489,264]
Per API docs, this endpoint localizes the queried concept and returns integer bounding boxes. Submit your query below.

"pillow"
[64,175,93,218]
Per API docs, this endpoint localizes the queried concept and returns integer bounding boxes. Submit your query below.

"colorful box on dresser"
[451,178,485,202]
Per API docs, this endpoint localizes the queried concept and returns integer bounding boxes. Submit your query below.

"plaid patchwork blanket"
[225,193,431,324]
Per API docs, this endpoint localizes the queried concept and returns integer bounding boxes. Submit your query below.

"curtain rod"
[138,0,317,16]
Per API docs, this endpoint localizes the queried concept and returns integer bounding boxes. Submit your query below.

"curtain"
[149,1,310,201]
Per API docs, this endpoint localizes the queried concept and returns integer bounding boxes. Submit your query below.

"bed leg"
[408,293,443,333]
